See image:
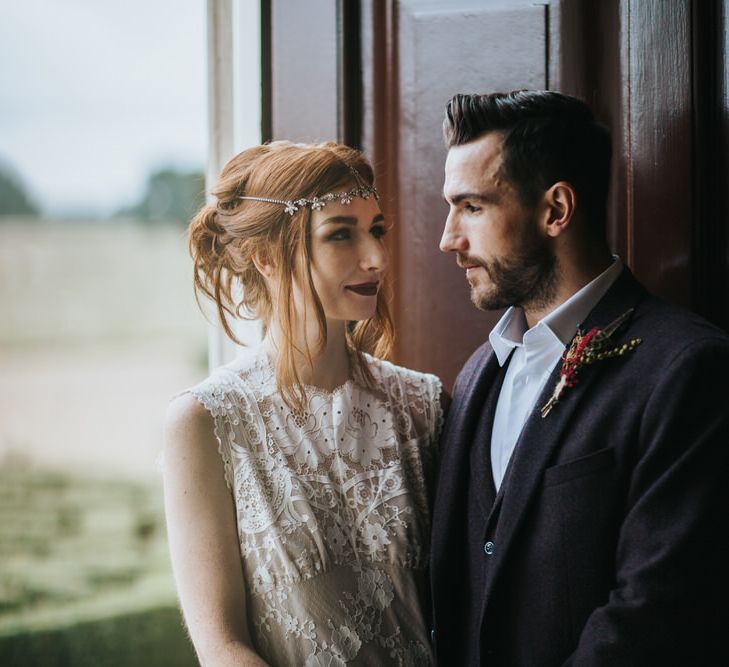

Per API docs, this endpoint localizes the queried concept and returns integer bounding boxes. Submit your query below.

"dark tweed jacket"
[430,268,729,666]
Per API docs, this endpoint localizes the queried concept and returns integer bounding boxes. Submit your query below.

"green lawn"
[0,458,198,665]
[0,457,173,634]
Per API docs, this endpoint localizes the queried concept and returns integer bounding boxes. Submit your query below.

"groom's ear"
[540,181,576,238]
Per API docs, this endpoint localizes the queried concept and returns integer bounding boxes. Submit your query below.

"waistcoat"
[463,358,511,665]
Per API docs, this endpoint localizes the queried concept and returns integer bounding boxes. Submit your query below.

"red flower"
[541,310,641,418]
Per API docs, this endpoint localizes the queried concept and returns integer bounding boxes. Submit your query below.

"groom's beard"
[459,223,558,313]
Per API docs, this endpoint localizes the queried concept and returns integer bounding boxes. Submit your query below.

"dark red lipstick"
[346,282,379,296]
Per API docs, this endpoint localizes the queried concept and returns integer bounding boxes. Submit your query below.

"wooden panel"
[339,0,362,148]
[554,0,625,261]
[694,0,728,329]
[556,0,727,327]
[718,1,729,329]
[625,0,693,306]
[384,1,548,388]
[270,0,339,141]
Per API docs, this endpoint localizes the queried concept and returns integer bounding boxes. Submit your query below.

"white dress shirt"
[488,258,624,490]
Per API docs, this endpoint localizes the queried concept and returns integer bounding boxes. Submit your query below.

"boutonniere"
[540,308,642,418]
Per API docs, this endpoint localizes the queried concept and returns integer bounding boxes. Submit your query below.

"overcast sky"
[0,0,207,216]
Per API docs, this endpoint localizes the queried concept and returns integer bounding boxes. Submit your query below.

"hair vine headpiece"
[236,163,379,216]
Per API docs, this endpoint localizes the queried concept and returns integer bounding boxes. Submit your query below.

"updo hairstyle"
[188,140,394,409]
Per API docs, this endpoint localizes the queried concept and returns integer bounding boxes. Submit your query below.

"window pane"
[0,3,205,662]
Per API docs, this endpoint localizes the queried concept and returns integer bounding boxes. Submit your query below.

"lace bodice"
[188,346,443,666]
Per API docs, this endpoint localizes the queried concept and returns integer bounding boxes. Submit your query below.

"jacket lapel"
[479,268,648,607]
[431,343,503,632]
[433,345,501,550]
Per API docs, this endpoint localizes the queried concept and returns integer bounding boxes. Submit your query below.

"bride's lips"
[345,281,379,296]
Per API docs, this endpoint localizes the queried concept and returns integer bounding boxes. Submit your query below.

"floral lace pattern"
[189,346,443,666]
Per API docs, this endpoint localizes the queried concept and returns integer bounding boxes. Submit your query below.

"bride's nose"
[360,235,389,273]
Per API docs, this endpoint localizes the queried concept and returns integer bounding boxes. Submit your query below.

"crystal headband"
[237,183,379,216]
[236,162,379,216]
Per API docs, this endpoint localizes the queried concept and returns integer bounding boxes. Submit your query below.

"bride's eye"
[370,224,388,239]
[327,227,352,241]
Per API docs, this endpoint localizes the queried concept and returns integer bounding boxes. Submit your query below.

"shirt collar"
[490,306,528,365]
[489,257,623,366]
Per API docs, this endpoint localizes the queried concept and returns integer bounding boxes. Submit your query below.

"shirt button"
[483,541,495,555]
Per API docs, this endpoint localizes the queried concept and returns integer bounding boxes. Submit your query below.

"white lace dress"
[187,345,443,667]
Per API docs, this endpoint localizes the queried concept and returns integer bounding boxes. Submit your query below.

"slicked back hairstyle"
[443,90,612,234]
[188,140,394,411]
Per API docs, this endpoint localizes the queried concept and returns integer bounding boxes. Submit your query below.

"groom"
[430,90,729,665]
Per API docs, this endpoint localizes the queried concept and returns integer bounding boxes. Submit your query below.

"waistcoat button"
[484,540,495,555]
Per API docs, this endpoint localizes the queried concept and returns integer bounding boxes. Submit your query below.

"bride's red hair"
[188,140,394,410]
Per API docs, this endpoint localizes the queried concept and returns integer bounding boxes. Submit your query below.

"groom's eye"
[464,203,482,214]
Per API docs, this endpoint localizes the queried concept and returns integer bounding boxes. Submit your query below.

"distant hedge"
[0,163,39,216]
[0,605,196,667]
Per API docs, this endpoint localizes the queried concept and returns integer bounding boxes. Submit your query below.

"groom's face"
[440,132,557,312]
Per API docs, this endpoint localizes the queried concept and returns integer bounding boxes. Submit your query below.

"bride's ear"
[252,251,274,279]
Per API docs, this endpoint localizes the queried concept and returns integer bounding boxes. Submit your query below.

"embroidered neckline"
[254,345,359,398]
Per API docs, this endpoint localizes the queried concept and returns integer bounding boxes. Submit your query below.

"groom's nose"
[439,211,468,253]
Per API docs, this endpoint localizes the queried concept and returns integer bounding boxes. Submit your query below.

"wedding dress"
[187,345,443,666]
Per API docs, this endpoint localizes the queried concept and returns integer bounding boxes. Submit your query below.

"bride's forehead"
[311,198,383,228]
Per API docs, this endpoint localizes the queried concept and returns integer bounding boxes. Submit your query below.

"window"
[0,2,236,661]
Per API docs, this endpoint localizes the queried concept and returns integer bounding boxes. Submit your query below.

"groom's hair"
[443,90,611,234]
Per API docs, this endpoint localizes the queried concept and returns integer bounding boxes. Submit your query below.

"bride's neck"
[264,319,351,391]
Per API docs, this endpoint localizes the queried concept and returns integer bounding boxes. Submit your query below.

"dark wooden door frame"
[261,0,729,387]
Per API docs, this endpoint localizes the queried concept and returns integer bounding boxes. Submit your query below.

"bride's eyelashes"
[325,224,389,243]
[326,227,352,242]
[370,223,388,239]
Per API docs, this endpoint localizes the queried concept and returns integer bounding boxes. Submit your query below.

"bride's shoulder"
[165,391,213,442]
[172,346,269,413]
[363,353,443,397]
[362,355,445,439]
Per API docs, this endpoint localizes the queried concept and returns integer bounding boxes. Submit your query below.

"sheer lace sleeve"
[366,354,444,445]
[187,365,259,490]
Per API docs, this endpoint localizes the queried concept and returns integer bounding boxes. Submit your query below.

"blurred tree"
[0,162,40,216]
[117,168,205,224]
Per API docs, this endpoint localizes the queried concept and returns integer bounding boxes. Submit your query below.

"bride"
[163,140,444,666]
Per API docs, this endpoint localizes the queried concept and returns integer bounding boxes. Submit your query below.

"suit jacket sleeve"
[564,337,729,665]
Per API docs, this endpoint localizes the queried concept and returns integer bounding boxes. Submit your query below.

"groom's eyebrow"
[443,191,494,204]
